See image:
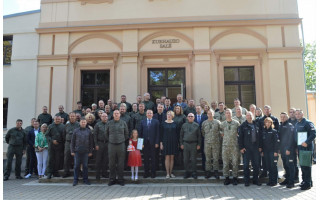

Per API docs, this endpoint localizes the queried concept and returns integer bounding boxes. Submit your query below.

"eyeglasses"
[188,116,194,118]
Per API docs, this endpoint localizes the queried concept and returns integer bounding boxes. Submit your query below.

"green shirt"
[106,119,129,144]
[180,122,201,146]
[5,127,27,149]
[35,132,48,148]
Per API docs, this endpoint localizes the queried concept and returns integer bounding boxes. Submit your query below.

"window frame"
[3,35,13,65]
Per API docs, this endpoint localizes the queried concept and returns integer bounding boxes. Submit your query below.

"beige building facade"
[4,0,309,129]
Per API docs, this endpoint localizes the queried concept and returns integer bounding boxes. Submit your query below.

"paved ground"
[3,174,317,200]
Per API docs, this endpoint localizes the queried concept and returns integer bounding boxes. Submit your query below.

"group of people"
[3,93,316,190]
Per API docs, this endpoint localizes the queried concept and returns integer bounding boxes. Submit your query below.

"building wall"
[3,12,40,129]
[307,92,316,126]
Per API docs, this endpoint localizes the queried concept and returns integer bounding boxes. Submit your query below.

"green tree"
[304,42,316,90]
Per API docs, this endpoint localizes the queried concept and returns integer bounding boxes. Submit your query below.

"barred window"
[3,36,13,65]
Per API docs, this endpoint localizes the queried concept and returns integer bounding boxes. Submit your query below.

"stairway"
[39,151,271,184]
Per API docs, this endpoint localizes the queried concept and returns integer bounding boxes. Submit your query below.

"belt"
[109,142,124,145]
[184,141,197,144]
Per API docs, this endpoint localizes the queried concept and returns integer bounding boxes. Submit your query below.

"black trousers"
[243,145,260,183]
[143,140,156,174]
[95,142,108,177]
[47,143,63,174]
[281,152,295,184]
[29,147,37,175]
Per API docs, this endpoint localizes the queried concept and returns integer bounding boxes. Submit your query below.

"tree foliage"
[304,42,316,91]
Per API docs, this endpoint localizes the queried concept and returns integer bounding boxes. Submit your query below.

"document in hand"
[297,132,307,145]
[137,138,144,150]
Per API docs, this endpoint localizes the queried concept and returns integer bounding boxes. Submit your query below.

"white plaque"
[137,138,144,150]
[297,132,307,145]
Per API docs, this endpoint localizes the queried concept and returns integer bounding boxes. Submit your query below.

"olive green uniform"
[220,119,240,177]
[184,106,196,116]
[143,100,155,112]
[132,112,146,133]
[201,119,221,171]
[94,121,109,178]
[55,112,69,124]
[106,119,129,181]
[180,122,201,173]
[37,113,53,126]
[45,123,65,176]
[63,121,79,174]
[4,127,27,178]
[73,109,83,116]
[117,101,132,113]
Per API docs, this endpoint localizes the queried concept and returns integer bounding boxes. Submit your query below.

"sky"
[2,0,318,43]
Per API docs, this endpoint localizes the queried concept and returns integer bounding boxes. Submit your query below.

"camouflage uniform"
[220,119,240,177]
[201,119,221,171]
[232,115,246,125]
[231,107,247,116]
[214,111,226,122]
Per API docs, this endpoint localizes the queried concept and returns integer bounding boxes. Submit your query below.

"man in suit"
[153,103,166,171]
[25,121,40,178]
[140,109,160,178]
[163,98,173,114]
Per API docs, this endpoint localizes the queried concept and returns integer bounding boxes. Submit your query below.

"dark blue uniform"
[295,118,316,189]
[238,121,261,184]
[279,121,296,185]
[288,118,299,180]
[261,127,279,185]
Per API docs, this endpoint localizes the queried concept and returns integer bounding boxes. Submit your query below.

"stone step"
[39,176,271,184]
[58,169,247,177]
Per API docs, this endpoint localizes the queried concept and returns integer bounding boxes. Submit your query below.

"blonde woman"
[35,124,48,178]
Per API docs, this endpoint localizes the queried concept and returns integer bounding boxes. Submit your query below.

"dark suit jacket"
[139,118,160,146]
[163,106,173,114]
[153,112,166,124]
[194,114,207,130]
[28,128,40,147]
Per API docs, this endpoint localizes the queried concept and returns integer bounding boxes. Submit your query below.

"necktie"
[198,115,201,124]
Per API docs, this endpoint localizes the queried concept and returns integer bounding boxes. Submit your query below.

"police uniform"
[4,127,27,179]
[220,119,240,179]
[94,121,109,179]
[180,122,201,178]
[45,123,65,178]
[295,118,316,189]
[106,119,129,184]
[279,120,296,186]
[261,127,279,185]
[288,118,299,180]
[201,119,221,178]
[62,121,79,177]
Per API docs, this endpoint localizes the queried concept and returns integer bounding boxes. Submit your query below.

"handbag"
[299,150,312,167]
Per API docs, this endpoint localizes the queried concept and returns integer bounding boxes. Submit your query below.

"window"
[3,36,13,65]
[81,70,110,107]
[3,98,9,129]
[148,68,185,104]
[224,67,256,109]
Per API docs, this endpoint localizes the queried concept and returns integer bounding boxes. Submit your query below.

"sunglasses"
[188,116,194,118]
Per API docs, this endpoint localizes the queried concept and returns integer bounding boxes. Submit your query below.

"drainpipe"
[300,21,309,119]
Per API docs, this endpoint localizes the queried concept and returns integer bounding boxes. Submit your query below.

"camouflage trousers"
[222,144,239,177]
[204,142,220,171]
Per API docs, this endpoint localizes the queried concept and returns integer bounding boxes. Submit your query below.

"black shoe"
[24,172,29,177]
[259,172,267,178]
[233,177,238,185]
[301,184,311,190]
[53,173,60,177]
[267,182,271,186]
[286,184,294,188]
[73,181,78,186]
[4,177,8,181]
[253,180,261,186]
[192,173,197,179]
[280,179,288,185]
[108,180,116,186]
[299,181,305,187]
[269,183,277,186]
[118,180,125,186]
[16,176,23,179]
[62,173,70,178]
[224,177,230,185]
[47,174,52,179]
[245,182,250,187]
[96,175,101,181]
[183,172,190,179]
[84,180,91,185]
[205,171,211,179]
[151,173,156,178]
[213,170,219,179]
[143,173,149,178]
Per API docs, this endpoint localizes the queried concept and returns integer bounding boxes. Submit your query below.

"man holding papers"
[295,109,316,190]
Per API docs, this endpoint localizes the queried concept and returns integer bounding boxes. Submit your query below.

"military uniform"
[231,107,248,116]
[143,100,155,112]
[37,113,53,126]
[132,112,146,133]
[24,125,34,175]
[232,115,246,125]
[45,123,65,177]
[180,122,201,176]
[288,118,299,180]
[62,121,79,176]
[4,127,27,179]
[94,121,109,179]
[201,119,221,174]
[55,112,69,124]
[73,109,83,116]
[220,120,240,178]
[214,111,226,122]
[295,118,316,189]
[173,114,186,166]
[184,106,196,116]
[118,101,132,113]
[106,119,129,182]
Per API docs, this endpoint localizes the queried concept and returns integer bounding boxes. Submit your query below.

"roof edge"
[3,9,40,19]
